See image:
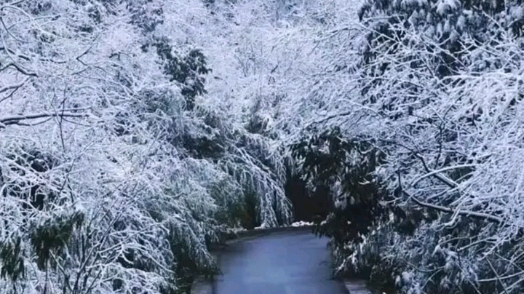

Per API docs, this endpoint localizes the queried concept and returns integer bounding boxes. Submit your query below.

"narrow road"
[205,229,349,294]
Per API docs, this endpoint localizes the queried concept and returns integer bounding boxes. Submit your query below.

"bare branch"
[0,111,87,127]
[0,79,28,94]
[0,62,37,77]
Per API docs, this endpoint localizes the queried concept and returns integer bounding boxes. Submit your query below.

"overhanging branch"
[0,111,87,127]
[403,190,503,224]
[0,62,37,77]
[411,164,475,187]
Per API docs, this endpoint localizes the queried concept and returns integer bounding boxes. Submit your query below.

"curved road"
[204,229,349,294]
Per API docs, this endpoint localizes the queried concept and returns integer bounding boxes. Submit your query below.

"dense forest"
[1,0,524,293]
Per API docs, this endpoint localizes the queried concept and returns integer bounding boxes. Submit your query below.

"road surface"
[202,229,349,294]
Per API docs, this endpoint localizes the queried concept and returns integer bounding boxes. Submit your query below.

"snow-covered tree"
[277,0,524,293]
[0,0,293,292]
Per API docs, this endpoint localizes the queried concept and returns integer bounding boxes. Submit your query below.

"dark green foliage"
[169,114,227,161]
[284,168,331,222]
[290,128,389,243]
[179,112,227,160]
[126,1,164,32]
[210,180,263,239]
[245,114,271,136]
[180,134,225,160]
[211,185,262,231]
[144,39,211,111]
[291,127,354,185]
[166,231,219,294]
[240,189,261,229]
[30,212,84,271]
[0,237,25,282]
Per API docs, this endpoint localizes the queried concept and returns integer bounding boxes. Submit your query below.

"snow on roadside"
[291,221,314,227]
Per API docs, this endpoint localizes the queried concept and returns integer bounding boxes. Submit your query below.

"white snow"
[291,221,314,227]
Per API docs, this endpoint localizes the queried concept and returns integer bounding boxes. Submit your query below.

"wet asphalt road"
[209,230,348,294]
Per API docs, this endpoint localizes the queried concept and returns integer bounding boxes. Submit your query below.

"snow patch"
[291,221,314,227]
